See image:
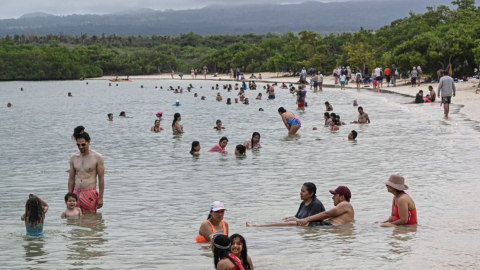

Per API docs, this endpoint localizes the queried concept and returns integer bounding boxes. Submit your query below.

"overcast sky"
[1,0,359,19]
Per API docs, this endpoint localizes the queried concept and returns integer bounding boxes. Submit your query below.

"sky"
[1,0,358,19]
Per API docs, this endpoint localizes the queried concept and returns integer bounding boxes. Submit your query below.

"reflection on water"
[65,214,108,264]
[23,238,47,264]
[1,80,480,269]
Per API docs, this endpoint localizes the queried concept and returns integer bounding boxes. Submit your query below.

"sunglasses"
[76,143,88,147]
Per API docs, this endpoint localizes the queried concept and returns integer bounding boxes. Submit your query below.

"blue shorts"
[442,96,452,104]
[309,220,333,227]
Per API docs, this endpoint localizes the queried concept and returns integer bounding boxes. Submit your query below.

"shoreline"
[94,73,479,124]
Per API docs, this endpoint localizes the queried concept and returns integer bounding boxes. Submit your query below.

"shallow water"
[1,80,479,269]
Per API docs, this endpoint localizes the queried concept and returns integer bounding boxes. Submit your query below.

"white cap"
[176,100,179,102]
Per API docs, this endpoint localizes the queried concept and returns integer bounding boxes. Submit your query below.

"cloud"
[0,0,349,19]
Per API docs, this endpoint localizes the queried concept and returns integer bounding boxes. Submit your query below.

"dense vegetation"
[0,0,479,81]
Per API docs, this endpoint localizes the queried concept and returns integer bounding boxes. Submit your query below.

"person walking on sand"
[69,126,105,213]
[171,70,175,79]
[437,70,456,119]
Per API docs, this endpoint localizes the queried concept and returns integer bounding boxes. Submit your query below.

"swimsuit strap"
[222,220,227,235]
[207,220,216,233]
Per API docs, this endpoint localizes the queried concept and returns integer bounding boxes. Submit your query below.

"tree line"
[0,0,479,81]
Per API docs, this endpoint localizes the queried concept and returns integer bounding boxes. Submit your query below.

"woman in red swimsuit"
[380,174,418,227]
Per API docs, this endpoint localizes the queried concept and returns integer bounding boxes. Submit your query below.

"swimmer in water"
[353,100,358,106]
[195,201,229,243]
[244,98,249,105]
[226,98,231,105]
[256,93,262,100]
[278,107,301,135]
[190,141,200,155]
[194,93,198,97]
[216,93,223,101]
[119,111,126,117]
[328,120,339,131]
[155,111,164,122]
[151,120,163,132]
[209,137,228,152]
[325,101,333,111]
[174,100,181,106]
[351,107,371,124]
[172,113,184,133]
[107,113,113,121]
[348,130,358,140]
[235,98,239,104]
[243,132,261,149]
[246,182,326,227]
[324,112,331,126]
[214,120,225,130]
[268,85,275,99]
[235,144,246,156]
[230,234,255,270]
[7,102,12,107]
[68,92,73,97]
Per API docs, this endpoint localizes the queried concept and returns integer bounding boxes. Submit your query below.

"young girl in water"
[230,234,254,270]
[21,194,49,236]
[212,234,244,270]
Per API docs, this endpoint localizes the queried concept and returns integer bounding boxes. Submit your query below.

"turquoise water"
[1,80,479,269]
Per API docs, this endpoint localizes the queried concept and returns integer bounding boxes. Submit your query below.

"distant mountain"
[19,12,55,19]
[0,0,460,37]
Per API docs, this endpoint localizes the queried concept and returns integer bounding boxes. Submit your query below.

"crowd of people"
[16,74,432,270]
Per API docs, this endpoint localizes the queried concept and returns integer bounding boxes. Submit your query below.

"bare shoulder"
[90,150,104,161]
[70,152,80,159]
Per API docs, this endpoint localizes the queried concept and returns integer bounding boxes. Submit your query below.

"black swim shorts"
[442,96,452,104]
[309,220,333,227]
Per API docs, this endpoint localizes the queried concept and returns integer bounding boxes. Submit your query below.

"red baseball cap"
[329,186,351,199]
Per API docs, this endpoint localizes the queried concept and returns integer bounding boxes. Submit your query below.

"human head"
[235,144,246,156]
[324,112,330,119]
[329,186,351,203]
[230,234,249,269]
[212,234,238,269]
[302,182,317,199]
[119,111,126,117]
[72,126,90,153]
[235,98,238,103]
[172,113,181,128]
[207,201,226,220]
[325,101,330,105]
[219,137,228,148]
[64,192,78,203]
[358,106,364,113]
[175,100,180,105]
[278,107,286,114]
[429,86,433,90]
[24,196,44,226]
[154,119,160,126]
[7,102,12,107]
[190,141,200,155]
[227,98,231,104]
[383,174,409,193]
[156,110,163,118]
[348,130,358,140]
[443,70,449,75]
[216,120,222,127]
[244,98,249,104]
[107,113,113,120]
[251,132,260,146]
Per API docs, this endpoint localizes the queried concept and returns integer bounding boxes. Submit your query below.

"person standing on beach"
[437,70,456,119]
[171,70,175,79]
[318,71,324,91]
[203,65,208,80]
[68,126,105,213]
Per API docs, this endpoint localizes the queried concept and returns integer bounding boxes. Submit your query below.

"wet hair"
[278,107,286,113]
[236,144,246,155]
[226,98,231,104]
[429,86,433,90]
[72,126,90,142]
[358,106,363,111]
[119,111,126,116]
[154,119,160,125]
[25,197,45,226]
[351,130,358,139]
[172,113,181,128]
[64,192,78,202]
[107,113,113,118]
[190,141,199,155]
[250,132,260,148]
[219,137,229,144]
[303,182,317,198]
[213,234,240,270]
[230,234,251,270]
[324,112,330,118]
[325,101,330,105]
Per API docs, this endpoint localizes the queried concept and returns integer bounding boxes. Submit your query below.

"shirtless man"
[351,107,370,124]
[268,85,275,99]
[296,186,354,226]
[68,126,105,213]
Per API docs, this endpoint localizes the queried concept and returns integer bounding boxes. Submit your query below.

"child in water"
[353,100,358,106]
[61,192,83,219]
[21,194,49,236]
[230,234,254,270]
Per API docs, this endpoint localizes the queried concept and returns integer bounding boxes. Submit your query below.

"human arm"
[68,156,75,193]
[247,255,254,270]
[296,93,299,104]
[198,221,213,242]
[281,114,289,130]
[61,211,66,218]
[78,208,83,218]
[452,80,456,97]
[34,195,49,214]
[21,213,26,221]
[243,141,250,149]
[175,122,184,133]
[382,197,409,227]
[365,114,371,124]
[96,155,105,209]
[150,127,154,131]
[296,203,347,226]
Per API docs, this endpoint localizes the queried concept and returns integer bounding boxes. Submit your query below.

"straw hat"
[383,174,409,191]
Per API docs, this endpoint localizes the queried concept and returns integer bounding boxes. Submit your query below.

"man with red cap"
[296,186,354,226]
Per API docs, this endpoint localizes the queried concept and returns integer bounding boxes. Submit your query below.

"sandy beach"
[97,72,480,123]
